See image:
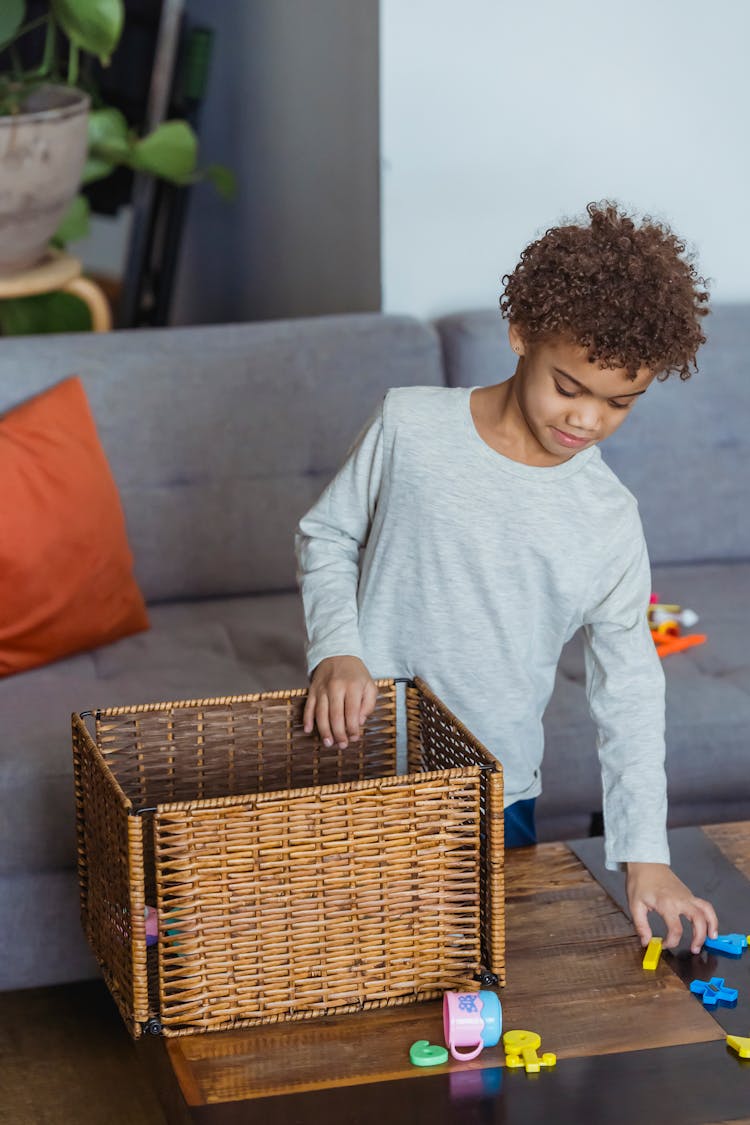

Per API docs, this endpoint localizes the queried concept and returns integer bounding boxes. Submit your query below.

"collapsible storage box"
[72,678,504,1038]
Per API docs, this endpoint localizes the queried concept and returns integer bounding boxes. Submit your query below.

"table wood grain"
[159,824,750,1106]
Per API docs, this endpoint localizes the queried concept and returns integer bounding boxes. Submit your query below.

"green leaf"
[130,120,198,183]
[87,105,130,164]
[51,0,124,63]
[0,0,25,47]
[51,194,90,246]
[0,292,91,335]
[81,154,114,184]
[206,164,237,200]
[88,105,128,149]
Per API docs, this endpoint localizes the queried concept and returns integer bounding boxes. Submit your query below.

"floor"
[0,980,167,1125]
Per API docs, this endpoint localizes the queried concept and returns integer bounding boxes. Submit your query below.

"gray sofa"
[1,307,747,991]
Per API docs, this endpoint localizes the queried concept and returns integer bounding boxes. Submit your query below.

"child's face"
[509,325,655,462]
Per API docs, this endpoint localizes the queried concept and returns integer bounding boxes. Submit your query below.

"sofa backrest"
[436,304,750,565]
[0,314,444,602]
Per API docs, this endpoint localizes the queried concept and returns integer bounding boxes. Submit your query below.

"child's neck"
[470,378,578,468]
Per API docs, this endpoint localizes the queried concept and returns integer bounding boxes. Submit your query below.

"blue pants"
[504,798,537,848]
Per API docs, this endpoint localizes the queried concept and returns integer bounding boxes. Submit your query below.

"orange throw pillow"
[0,375,149,676]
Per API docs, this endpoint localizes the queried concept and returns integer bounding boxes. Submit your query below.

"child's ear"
[508,323,525,357]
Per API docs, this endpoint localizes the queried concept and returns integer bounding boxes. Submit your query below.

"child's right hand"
[303,656,378,749]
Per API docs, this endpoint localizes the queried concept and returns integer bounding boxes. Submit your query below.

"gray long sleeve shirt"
[295,386,669,869]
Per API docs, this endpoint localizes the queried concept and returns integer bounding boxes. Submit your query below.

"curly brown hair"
[500,201,710,379]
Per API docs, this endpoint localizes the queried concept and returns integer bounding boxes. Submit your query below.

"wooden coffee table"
[139,823,750,1124]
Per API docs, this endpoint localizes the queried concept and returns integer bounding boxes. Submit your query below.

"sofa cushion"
[0,591,308,875]
[435,305,750,565]
[0,870,97,991]
[538,561,750,833]
[0,315,444,603]
[0,376,148,676]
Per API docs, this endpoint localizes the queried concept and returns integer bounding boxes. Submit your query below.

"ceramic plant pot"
[0,84,90,275]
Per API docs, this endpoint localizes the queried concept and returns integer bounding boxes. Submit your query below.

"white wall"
[381,0,750,318]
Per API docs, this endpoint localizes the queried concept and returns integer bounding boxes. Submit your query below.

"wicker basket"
[72,677,504,1038]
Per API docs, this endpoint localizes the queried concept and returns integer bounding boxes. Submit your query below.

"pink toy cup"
[443,990,502,1061]
[144,905,158,946]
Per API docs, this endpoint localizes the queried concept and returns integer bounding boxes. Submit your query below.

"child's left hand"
[626,862,719,955]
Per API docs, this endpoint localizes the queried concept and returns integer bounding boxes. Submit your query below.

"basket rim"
[76,678,404,721]
[137,760,493,817]
[73,675,501,818]
[74,677,498,768]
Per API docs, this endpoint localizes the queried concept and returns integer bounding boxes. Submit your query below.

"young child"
[295,201,719,955]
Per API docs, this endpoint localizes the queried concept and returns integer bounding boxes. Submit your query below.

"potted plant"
[0,0,231,327]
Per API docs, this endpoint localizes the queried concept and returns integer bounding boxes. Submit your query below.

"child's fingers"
[687,906,709,955]
[303,689,317,734]
[661,909,684,950]
[687,898,719,953]
[305,669,378,750]
[342,686,364,742]
[630,899,652,947]
[315,693,334,748]
[327,684,350,748]
[700,898,719,941]
[360,680,379,725]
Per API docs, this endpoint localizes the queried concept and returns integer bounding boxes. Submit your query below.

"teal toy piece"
[410,1040,449,1067]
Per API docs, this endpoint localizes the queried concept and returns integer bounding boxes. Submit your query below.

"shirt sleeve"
[294,401,384,676]
[582,505,669,870]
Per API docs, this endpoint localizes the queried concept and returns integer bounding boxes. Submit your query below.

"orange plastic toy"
[648,596,707,659]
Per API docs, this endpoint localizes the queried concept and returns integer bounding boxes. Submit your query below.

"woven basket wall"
[72,677,504,1038]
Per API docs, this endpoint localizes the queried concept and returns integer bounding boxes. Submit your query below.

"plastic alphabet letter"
[410,1040,449,1067]
[704,934,747,958]
[503,1030,556,1074]
[689,977,738,1009]
[726,1034,750,1059]
[642,937,662,970]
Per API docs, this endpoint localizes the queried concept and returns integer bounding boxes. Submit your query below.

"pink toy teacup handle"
[448,1040,484,1061]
